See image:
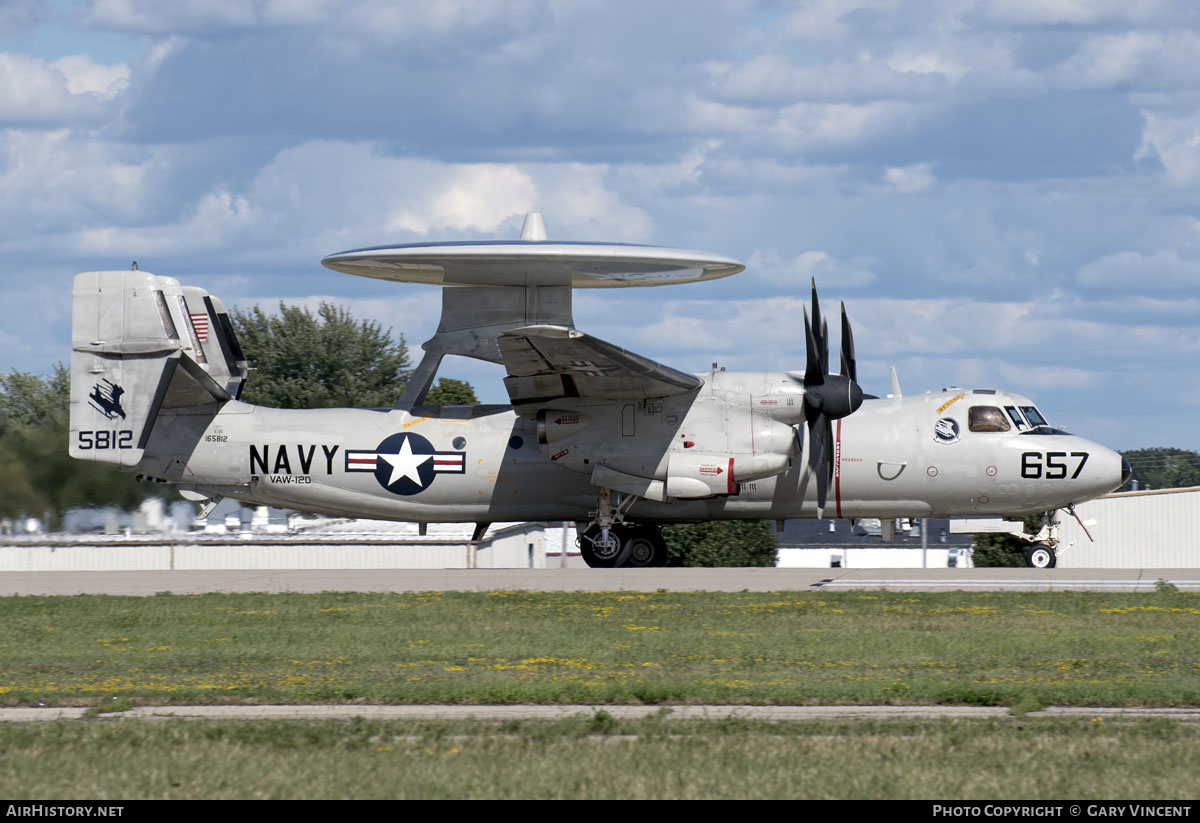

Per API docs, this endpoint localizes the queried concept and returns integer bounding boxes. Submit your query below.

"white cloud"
[886,51,969,82]
[534,164,654,242]
[0,129,159,227]
[583,294,1195,376]
[769,100,933,152]
[260,0,339,26]
[1135,110,1200,185]
[685,155,849,193]
[705,55,948,104]
[84,0,258,33]
[0,53,129,123]
[747,250,877,289]
[245,141,652,247]
[882,162,935,193]
[74,188,263,256]
[85,0,545,43]
[330,0,541,42]
[48,54,130,99]
[973,0,1176,27]
[0,0,44,31]
[1052,30,1200,91]
[387,165,538,236]
[779,1,906,45]
[1078,249,1200,289]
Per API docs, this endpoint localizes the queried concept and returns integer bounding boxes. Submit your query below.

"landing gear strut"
[579,487,668,568]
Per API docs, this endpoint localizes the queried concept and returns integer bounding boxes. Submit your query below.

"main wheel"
[623,527,668,568]
[1025,544,1057,569]
[580,525,625,568]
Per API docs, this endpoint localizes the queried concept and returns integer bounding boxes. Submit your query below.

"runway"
[1,567,1197,595]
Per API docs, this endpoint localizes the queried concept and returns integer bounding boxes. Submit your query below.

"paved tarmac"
[1,567,1198,595]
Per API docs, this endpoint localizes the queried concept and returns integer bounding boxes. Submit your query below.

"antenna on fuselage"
[889,366,903,398]
[520,212,547,241]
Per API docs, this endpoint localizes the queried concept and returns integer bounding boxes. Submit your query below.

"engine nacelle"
[662,450,790,498]
[536,408,592,447]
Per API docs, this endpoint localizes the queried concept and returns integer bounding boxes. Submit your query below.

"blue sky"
[2,0,1199,450]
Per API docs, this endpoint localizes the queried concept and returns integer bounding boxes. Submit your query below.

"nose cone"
[1075,441,1128,501]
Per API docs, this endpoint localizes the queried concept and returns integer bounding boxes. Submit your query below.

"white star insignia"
[378,436,431,487]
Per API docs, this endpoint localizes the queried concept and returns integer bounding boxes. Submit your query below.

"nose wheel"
[579,524,668,568]
[1025,544,1057,569]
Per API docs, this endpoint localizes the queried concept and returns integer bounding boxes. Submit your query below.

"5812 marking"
[77,430,133,450]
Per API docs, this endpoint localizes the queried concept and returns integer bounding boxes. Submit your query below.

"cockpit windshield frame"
[1004,405,1027,431]
[1020,406,1048,427]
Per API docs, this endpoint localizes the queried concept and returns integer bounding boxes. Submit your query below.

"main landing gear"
[579,523,669,568]
[578,486,669,567]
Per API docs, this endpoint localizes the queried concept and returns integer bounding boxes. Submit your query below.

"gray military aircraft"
[68,214,1130,568]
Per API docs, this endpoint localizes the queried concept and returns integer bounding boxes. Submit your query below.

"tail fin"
[70,270,248,467]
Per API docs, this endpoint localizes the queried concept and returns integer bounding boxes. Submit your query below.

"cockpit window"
[969,406,1011,432]
[1020,406,1048,427]
[1004,406,1027,430]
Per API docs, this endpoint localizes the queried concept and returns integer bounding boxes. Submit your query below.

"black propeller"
[801,280,864,513]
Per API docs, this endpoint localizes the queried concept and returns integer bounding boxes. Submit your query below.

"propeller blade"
[810,279,825,370]
[803,308,823,387]
[821,317,829,376]
[808,412,831,512]
[840,301,856,382]
[810,279,821,340]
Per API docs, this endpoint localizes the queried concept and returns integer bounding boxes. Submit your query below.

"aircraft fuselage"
[137,377,1125,524]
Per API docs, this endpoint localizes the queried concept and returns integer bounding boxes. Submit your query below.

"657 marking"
[77,430,133,450]
[1021,451,1089,480]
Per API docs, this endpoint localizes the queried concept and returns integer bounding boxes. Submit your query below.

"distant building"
[1055,487,1200,568]
[774,517,974,569]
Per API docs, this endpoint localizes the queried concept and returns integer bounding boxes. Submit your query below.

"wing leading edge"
[498,325,702,412]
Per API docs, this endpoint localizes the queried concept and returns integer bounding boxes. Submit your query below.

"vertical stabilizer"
[70,271,230,467]
[181,286,249,398]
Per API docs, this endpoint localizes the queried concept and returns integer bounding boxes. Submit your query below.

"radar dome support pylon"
[397,214,574,409]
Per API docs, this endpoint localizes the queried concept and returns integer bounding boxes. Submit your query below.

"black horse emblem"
[89,379,127,421]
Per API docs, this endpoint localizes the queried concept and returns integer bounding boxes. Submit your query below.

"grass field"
[1,715,1197,799]
[2,589,1198,707]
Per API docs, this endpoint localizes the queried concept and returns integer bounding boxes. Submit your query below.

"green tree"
[425,377,479,405]
[231,302,411,409]
[0,365,69,435]
[662,520,778,567]
[1119,448,1200,491]
[970,514,1044,567]
[0,366,153,524]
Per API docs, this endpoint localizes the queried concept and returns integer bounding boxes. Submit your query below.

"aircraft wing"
[498,325,702,410]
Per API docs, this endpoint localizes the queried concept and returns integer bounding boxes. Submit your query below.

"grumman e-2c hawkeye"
[68,214,1129,568]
